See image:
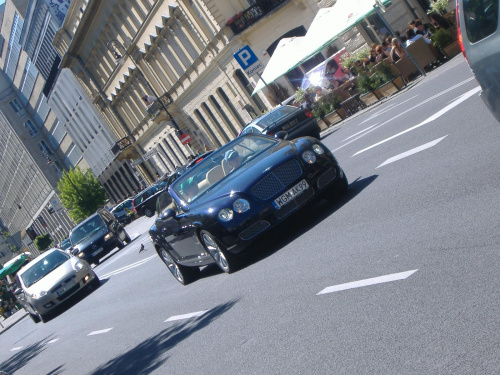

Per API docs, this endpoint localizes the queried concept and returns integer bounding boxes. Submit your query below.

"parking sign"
[234,45,264,78]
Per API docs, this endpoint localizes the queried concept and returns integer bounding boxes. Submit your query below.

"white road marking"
[10,346,23,351]
[317,270,418,295]
[376,136,447,168]
[359,95,419,125]
[352,87,480,157]
[99,254,156,279]
[47,339,59,344]
[333,78,475,152]
[88,328,113,336]
[342,124,378,142]
[165,310,208,322]
[131,233,140,240]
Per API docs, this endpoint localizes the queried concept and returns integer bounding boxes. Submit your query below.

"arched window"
[217,88,246,127]
[209,95,238,137]
[194,109,222,147]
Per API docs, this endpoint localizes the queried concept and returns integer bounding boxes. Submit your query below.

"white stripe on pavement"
[317,270,418,295]
[359,95,419,125]
[333,78,475,153]
[88,328,113,336]
[165,310,208,322]
[47,339,59,344]
[100,254,156,279]
[10,346,23,351]
[376,136,447,168]
[342,124,378,142]
[352,87,480,157]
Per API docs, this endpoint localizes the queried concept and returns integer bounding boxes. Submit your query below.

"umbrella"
[0,254,30,279]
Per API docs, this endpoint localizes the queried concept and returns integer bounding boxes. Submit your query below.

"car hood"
[23,259,77,293]
[72,227,109,252]
[190,139,306,206]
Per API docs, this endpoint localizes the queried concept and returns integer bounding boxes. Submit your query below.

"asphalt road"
[2,56,500,375]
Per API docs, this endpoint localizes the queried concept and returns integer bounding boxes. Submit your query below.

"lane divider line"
[88,328,113,336]
[165,310,208,322]
[99,255,156,279]
[317,270,418,295]
[47,339,59,344]
[376,136,448,168]
[10,346,23,351]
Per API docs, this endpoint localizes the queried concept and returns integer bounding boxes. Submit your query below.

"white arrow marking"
[352,87,480,157]
[317,270,418,295]
[47,339,59,344]
[165,310,208,322]
[10,346,23,351]
[376,136,447,168]
[88,328,113,336]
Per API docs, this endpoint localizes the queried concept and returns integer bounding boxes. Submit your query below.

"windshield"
[70,215,106,244]
[60,239,72,250]
[113,199,133,212]
[172,135,278,204]
[254,106,297,127]
[21,250,70,287]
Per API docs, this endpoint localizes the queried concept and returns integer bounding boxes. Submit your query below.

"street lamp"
[106,39,181,132]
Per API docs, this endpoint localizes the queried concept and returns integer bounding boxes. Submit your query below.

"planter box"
[322,108,346,126]
[317,119,328,130]
[443,40,461,58]
[392,75,405,90]
[360,91,380,106]
[377,81,399,98]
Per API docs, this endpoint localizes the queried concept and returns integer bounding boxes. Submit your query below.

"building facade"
[53,0,428,184]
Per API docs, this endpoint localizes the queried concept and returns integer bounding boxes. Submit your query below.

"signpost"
[233,45,280,104]
[180,133,191,145]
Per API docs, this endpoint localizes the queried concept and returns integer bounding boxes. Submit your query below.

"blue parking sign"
[234,45,264,77]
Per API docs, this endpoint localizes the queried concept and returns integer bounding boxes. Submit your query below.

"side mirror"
[14,288,23,295]
[160,208,176,222]
[275,131,288,140]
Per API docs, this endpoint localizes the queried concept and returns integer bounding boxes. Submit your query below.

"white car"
[14,248,99,323]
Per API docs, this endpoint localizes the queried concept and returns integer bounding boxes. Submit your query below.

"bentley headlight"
[302,150,317,164]
[32,291,47,299]
[218,208,234,222]
[233,199,250,213]
[78,252,85,258]
[104,233,112,241]
[74,261,84,271]
[312,144,324,155]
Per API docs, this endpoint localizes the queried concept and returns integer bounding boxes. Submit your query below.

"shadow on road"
[0,335,54,374]
[237,174,379,271]
[89,299,238,375]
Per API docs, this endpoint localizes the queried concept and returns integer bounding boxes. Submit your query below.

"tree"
[58,167,107,223]
[34,234,52,252]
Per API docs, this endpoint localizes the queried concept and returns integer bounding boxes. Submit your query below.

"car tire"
[200,230,238,274]
[158,246,200,285]
[326,170,348,200]
[91,275,101,289]
[144,208,154,218]
[28,306,41,323]
[117,237,126,249]
[93,258,100,266]
[313,132,321,140]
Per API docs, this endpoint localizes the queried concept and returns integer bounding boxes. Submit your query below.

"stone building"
[53,0,428,183]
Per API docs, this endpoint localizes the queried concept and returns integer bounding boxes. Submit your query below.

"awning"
[0,254,30,279]
[252,0,390,95]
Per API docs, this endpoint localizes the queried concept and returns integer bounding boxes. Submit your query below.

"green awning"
[252,0,390,95]
[0,254,29,279]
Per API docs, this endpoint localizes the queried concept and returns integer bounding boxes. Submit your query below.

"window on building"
[34,95,51,126]
[5,13,24,82]
[9,99,23,113]
[24,120,38,137]
[49,121,67,149]
[20,59,38,105]
[39,140,53,156]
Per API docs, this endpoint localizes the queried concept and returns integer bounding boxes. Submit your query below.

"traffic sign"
[234,45,264,78]
[180,133,191,145]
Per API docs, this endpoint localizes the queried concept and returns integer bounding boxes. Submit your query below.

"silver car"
[14,248,99,323]
[457,0,500,121]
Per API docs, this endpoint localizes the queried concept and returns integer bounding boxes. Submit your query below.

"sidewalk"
[0,309,28,334]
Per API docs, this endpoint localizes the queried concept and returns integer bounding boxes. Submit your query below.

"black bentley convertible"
[149,134,347,284]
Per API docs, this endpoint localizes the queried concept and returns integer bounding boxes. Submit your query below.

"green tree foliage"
[34,234,52,252]
[58,167,107,223]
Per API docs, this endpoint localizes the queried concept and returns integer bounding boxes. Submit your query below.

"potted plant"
[432,28,461,57]
[357,73,383,105]
[374,63,405,96]
[427,0,449,15]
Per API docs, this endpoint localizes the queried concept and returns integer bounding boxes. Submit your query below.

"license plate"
[282,119,299,130]
[56,280,77,296]
[273,180,309,209]
[92,248,103,256]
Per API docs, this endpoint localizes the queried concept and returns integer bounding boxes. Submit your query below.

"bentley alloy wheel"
[159,247,199,285]
[201,231,233,273]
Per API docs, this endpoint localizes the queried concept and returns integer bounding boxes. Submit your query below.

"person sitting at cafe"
[390,38,407,63]
[406,28,431,46]
[429,12,450,30]
[375,45,390,62]
[415,19,433,38]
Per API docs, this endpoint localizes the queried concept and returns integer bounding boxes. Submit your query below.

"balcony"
[226,0,289,35]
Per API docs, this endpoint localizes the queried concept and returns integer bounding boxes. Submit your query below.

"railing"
[226,0,289,35]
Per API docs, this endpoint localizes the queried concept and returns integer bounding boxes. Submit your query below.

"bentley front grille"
[251,160,303,201]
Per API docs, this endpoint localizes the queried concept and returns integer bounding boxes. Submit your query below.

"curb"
[0,311,28,335]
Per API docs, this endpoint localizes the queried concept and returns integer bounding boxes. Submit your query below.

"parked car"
[58,238,72,252]
[157,151,214,187]
[111,198,134,224]
[457,0,500,122]
[240,105,321,140]
[69,208,131,266]
[14,248,99,323]
[149,134,348,285]
[132,181,169,218]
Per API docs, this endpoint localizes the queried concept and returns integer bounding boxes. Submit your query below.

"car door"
[97,208,127,241]
[13,275,34,314]
[154,196,204,265]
